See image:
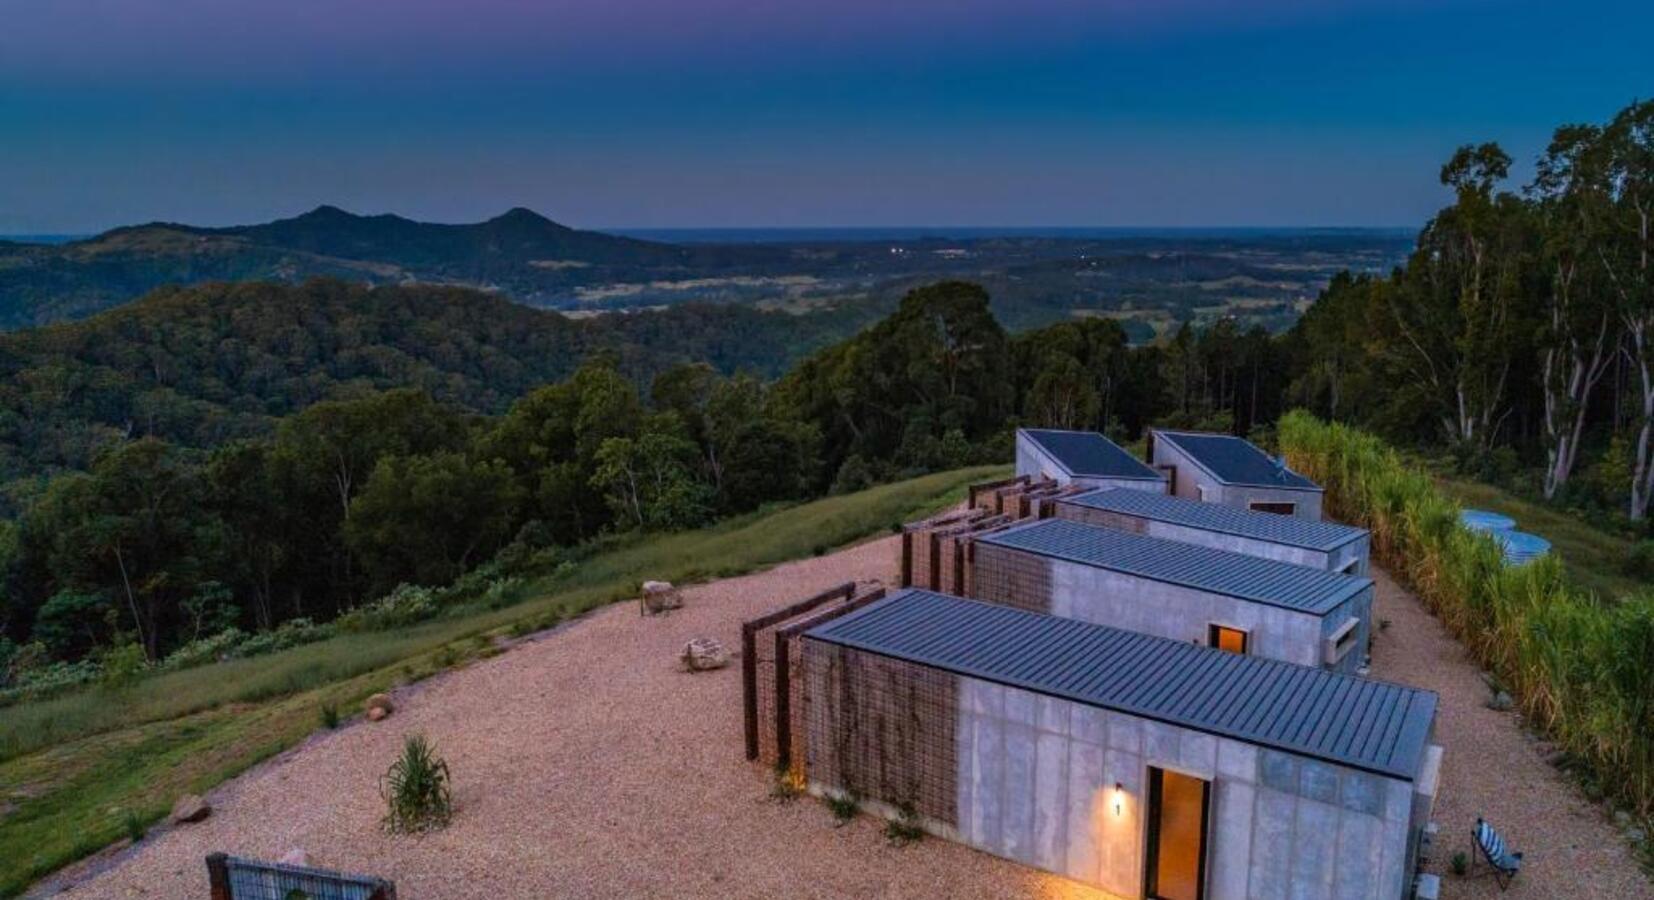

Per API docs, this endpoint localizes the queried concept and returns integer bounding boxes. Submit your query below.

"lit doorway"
[1145,767,1210,900]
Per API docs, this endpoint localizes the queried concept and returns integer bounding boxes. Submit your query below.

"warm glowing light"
[1112,781,1124,817]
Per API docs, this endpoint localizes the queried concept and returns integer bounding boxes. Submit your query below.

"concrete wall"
[1150,439,1324,520]
[1015,433,1166,494]
[1016,437,1065,483]
[1046,558,1329,669]
[1219,483,1325,522]
[952,677,1421,900]
[1319,588,1374,674]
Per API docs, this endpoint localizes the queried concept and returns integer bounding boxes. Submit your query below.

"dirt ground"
[46,537,1652,899]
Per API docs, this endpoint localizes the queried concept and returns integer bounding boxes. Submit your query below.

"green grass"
[1430,472,1644,602]
[0,466,1000,897]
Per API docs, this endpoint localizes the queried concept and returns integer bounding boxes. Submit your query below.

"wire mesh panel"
[969,475,1028,511]
[968,541,1055,613]
[740,582,859,768]
[207,854,394,900]
[1051,502,1147,533]
[801,642,959,826]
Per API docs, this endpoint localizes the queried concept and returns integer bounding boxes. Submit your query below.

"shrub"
[380,733,453,833]
[337,585,440,633]
[1626,541,1654,581]
[884,801,924,846]
[1450,851,1468,876]
[234,618,332,658]
[319,701,340,729]
[98,643,148,691]
[825,790,859,825]
[1279,410,1654,819]
[120,808,145,844]
[159,628,248,672]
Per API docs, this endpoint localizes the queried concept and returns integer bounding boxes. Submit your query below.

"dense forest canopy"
[0,278,881,509]
[1285,98,1654,518]
[2,98,1650,684]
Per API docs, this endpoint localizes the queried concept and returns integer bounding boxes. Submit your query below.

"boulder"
[367,706,388,722]
[278,848,310,867]
[681,637,729,672]
[364,693,394,718]
[640,581,684,616]
[170,794,211,824]
[1487,691,1514,712]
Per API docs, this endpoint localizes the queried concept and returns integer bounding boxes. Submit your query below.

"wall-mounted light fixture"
[1112,781,1124,817]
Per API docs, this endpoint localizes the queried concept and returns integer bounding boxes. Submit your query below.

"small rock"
[278,848,309,867]
[681,637,729,672]
[170,794,211,824]
[641,581,684,615]
[367,706,388,722]
[364,693,394,717]
[1614,810,1634,829]
[1486,691,1514,711]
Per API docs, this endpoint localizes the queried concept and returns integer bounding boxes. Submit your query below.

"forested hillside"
[0,278,882,502]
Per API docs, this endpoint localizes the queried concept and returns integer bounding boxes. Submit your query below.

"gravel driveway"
[1367,568,1651,899]
[49,538,1652,899]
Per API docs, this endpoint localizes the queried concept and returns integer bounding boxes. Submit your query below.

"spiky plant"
[380,733,453,833]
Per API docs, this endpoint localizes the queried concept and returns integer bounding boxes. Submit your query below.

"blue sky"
[1,0,1649,232]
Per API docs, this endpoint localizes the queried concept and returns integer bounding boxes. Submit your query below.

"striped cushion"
[1476,819,1522,872]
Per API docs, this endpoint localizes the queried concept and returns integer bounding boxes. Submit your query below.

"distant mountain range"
[0,206,791,330]
[0,205,1414,335]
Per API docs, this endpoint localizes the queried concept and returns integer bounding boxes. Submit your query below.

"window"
[1249,501,1296,516]
[1208,624,1248,655]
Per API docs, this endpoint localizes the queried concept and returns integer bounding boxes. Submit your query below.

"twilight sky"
[1,0,1650,233]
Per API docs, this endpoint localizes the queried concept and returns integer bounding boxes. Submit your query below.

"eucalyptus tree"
[1601,101,1654,518]
[1381,144,1536,449]
[1531,123,1620,498]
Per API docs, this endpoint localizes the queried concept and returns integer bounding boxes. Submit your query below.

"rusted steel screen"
[801,642,960,826]
[967,541,1055,613]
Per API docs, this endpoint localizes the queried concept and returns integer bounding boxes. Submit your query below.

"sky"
[1,0,1650,233]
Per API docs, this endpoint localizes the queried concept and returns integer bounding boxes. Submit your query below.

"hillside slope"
[0,278,880,487]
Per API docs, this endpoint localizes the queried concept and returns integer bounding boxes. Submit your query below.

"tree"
[589,415,711,530]
[22,439,224,659]
[1379,143,1536,449]
[1599,101,1654,519]
[1531,123,1619,498]
[345,452,523,594]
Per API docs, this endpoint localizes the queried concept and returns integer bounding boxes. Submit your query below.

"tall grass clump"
[1278,410,1654,818]
[380,733,453,833]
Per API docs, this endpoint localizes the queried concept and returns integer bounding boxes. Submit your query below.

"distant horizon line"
[4,222,1418,245]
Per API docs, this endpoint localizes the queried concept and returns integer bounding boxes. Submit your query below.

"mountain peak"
[299,204,357,220]
[489,207,561,229]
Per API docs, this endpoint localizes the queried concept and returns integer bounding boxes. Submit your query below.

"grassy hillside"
[1432,474,1644,602]
[0,465,1001,897]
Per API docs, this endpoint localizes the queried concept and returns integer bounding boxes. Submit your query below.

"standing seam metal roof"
[1155,430,1321,491]
[1063,488,1367,552]
[806,589,1436,780]
[977,518,1370,614]
[1020,428,1164,481]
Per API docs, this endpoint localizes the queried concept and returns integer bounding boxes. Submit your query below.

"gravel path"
[50,540,1652,899]
[59,535,1113,900]
[1367,567,1652,899]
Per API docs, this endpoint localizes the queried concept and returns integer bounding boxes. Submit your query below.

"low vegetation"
[0,465,994,897]
[1280,412,1654,823]
[380,734,453,834]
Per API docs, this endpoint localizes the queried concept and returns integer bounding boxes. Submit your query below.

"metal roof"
[1155,430,1321,491]
[1063,488,1367,552]
[977,518,1369,614]
[807,589,1436,780]
[1019,428,1163,481]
